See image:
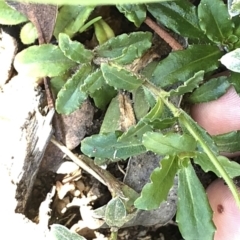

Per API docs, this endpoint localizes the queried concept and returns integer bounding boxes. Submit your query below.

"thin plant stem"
[144,16,184,51]
[143,80,240,208]
[110,230,118,240]
[179,113,240,208]
[51,137,125,198]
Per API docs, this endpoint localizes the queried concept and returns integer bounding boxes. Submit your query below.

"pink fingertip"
[190,87,240,135]
[206,179,240,240]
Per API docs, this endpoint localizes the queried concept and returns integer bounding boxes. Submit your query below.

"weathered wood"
[0,75,53,238]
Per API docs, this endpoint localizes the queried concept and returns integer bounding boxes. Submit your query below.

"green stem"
[143,80,240,208]
[179,112,240,208]
[110,229,118,240]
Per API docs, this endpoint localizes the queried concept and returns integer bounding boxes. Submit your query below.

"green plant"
[3,0,240,239]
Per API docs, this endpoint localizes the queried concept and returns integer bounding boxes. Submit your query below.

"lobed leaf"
[147,1,205,39]
[151,45,223,88]
[150,117,177,130]
[169,70,204,97]
[101,63,144,91]
[81,69,117,110]
[213,131,240,153]
[116,4,146,27]
[134,155,179,210]
[187,76,231,103]
[198,0,234,43]
[81,69,105,93]
[59,33,94,63]
[176,163,215,240]
[54,5,94,39]
[117,98,163,143]
[118,121,152,143]
[194,152,240,178]
[142,132,197,156]
[81,132,146,160]
[56,64,91,114]
[95,32,152,65]
[14,44,77,77]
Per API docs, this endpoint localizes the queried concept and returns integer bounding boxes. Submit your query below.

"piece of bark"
[0,75,53,238]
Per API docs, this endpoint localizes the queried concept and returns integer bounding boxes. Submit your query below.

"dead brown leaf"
[6,1,57,44]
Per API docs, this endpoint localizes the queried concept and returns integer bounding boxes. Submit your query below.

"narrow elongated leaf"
[221,48,240,72]
[187,76,231,103]
[151,45,223,88]
[50,224,86,240]
[95,32,152,65]
[169,70,204,96]
[0,1,27,24]
[56,64,91,114]
[101,63,144,90]
[147,1,204,39]
[144,97,164,120]
[134,155,179,210]
[14,44,76,77]
[176,163,215,240]
[105,198,126,228]
[81,132,146,160]
[81,69,105,93]
[194,152,240,178]
[213,131,240,153]
[100,95,122,133]
[118,121,152,143]
[118,98,163,143]
[59,33,93,63]
[94,19,115,45]
[133,87,150,120]
[143,132,197,155]
[198,0,233,43]
[218,155,240,177]
[54,5,94,39]
[150,117,177,130]
[116,4,146,27]
[142,85,157,108]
